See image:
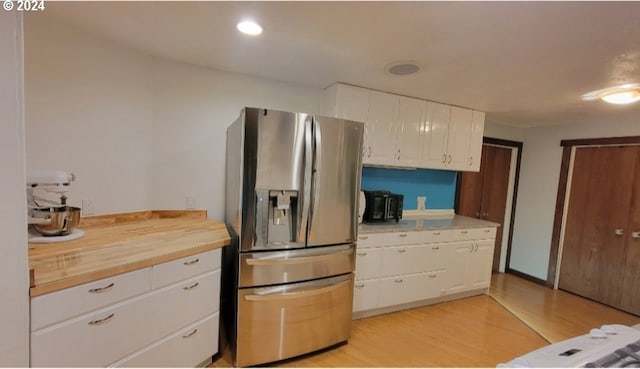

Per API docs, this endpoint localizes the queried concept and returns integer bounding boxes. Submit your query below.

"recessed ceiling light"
[237,20,262,36]
[582,83,640,105]
[386,61,421,76]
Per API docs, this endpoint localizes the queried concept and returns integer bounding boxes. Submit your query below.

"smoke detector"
[386,61,421,76]
[582,83,640,105]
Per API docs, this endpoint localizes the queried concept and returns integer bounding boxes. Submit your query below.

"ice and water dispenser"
[254,189,300,247]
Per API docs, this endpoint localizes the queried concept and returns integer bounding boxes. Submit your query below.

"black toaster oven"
[362,190,404,222]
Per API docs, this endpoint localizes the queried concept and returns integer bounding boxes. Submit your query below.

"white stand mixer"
[27,170,84,243]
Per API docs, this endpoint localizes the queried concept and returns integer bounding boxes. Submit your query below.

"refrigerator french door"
[224,107,364,367]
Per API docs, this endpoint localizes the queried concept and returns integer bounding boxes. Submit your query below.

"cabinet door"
[365,91,399,166]
[447,241,474,294]
[335,84,370,123]
[467,111,485,171]
[420,102,450,169]
[468,240,494,289]
[353,279,379,313]
[395,96,425,167]
[355,247,383,280]
[446,107,473,170]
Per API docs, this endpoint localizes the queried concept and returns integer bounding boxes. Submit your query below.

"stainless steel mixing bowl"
[32,206,81,236]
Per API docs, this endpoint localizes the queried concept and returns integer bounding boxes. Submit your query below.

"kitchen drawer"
[355,247,382,280]
[357,233,388,248]
[381,243,450,277]
[419,229,455,243]
[353,279,379,313]
[31,267,152,331]
[152,248,221,289]
[463,227,497,240]
[31,270,220,367]
[110,313,219,368]
[378,271,446,308]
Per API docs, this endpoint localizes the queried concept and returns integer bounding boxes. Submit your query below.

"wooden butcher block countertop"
[28,210,231,297]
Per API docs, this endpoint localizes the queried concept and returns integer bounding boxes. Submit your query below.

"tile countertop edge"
[358,214,500,234]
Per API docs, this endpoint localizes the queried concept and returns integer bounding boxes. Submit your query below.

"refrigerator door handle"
[307,118,321,235]
[243,278,350,301]
[245,248,353,266]
[299,117,314,241]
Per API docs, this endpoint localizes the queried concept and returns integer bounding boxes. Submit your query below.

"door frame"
[455,137,523,274]
[547,136,640,288]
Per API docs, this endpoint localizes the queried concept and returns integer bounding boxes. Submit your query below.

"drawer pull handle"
[184,258,200,266]
[88,282,115,293]
[398,234,408,238]
[433,232,441,236]
[461,231,468,234]
[394,279,403,283]
[357,252,367,256]
[484,229,490,233]
[183,282,200,290]
[355,283,365,288]
[429,274,437,279]
[88,313,115,326]
[397,249,406,253]
[359,236,369,240]
[432,246,440,250]
[182,329,198,338]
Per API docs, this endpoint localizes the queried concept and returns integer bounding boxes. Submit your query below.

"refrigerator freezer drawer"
[236,274,354,367]
[238,244,355,287]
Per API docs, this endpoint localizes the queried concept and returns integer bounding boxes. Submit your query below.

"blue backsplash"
[361,167,458,210]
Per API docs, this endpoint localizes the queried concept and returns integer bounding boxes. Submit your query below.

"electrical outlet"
[82,199,95,216]
[185,196,196,210]
[417,196,426,211]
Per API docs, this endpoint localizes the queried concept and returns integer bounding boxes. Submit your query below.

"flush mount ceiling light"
[582,83,640,105]
[386,61,421,76]
[237,20,262,36]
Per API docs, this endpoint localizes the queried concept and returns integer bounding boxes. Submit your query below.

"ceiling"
[33,1,640,128]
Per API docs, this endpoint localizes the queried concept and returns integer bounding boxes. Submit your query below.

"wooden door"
[619,149,640,314]
[457,144,512,272]
[559,146,640,308]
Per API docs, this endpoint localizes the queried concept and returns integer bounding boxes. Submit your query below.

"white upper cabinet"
[365,91,399,166]
[395,96,426,168]
[321,82,485,172]
[467,110,485,171]
[446,107,473,170]
[421,102,451,168]
[321,83,370,123]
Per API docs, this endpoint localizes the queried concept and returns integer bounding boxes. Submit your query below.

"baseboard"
[352,289,487,320]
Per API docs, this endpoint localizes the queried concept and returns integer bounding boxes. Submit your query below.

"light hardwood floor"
[212,273,640,367]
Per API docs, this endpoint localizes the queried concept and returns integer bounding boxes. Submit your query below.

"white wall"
[0,11,29,366]
[510,116,640,280]
[24,16,322,220]
[25,15,154,215]
[484,120,524,142]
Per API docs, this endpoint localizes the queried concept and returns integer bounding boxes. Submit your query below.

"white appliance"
[500,324,640,367]
[27,170,84,243]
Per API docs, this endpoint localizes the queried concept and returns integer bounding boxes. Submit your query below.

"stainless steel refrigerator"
[223,107,364,367]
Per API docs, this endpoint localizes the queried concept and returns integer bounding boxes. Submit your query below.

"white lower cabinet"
[30,249,222,368]
[354,227,496,316]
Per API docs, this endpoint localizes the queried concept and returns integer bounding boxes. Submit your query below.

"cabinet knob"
[632,231,640,239]
[615,228,625,236]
